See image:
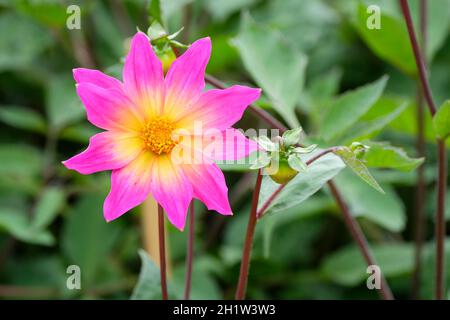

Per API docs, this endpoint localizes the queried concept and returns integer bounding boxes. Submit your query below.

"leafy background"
[0,0,449,299]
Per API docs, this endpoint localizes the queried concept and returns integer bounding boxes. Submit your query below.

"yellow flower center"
[141,117,178,155]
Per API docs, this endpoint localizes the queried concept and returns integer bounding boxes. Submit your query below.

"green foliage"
[32,186,65,230]
[338,96,408,144]
[320,76,388,142]
[258,151,345,216]
[62,194,122,287]
[322,243,414,286]
[363,142,424,171]
[334,147,384,194]
[353,2,416,75]
[233,13,307,128]
[0,105,46,133]
[335,171,405,232]
[0,11,53,71]
[433,100,450,140]
[46,75,85,131]
[131,250,162,300]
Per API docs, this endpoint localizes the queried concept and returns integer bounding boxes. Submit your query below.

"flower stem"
[412,0,428,299]
[400,0,448,299]
[328,181,394,300]
[183,201,195,300]
[158,204,168,300]
[235,169,263,300]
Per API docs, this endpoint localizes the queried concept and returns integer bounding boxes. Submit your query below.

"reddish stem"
[158,204,168,300]
[400,0,447,299]
[235,169,263,300]
[328,182,394,300]
[183,201,195,299]
[412,0,427,299]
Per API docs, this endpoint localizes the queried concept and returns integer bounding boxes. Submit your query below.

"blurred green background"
[0,0,449,300]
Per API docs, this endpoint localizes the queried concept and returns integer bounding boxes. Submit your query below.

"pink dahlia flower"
[63,32,261,230]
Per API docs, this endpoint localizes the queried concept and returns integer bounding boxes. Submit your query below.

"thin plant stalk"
[184,201,195,300]
[400,0,448,300]
[235,169,263,300]
[158,204,168,300]
[412,0,428,298]
[328,182,394,300]
[206,73,395,300]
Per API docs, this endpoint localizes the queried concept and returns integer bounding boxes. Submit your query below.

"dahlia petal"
[76,83,143,131]
[73,68,123,90]
[182,162,232,215]
[123,32,164,118]
[178,128,258,161]
[176,85,261,130]
[205,128,259,161]
[62,131,143,174]
[103,151,154,221]
[164,37,211,117]
[150,155,193,230]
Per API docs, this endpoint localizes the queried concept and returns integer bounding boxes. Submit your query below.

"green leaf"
[204,0,258,21]
[32,187,65,230]
[131,249,162,300]
[255,136,277,151]
[334,147,384,194]
[293,144,318,154]
[335,171,405,232]
[147,21,167,40]
[0,208,54,246]
[160,0,193,24]
[60,124,101,144]
[0,105,46,132]
[322,243,414,286]
[433,100,450,140]
[260,196,334,257]
[46,74,85,130]
[232,13,307,128]
[321,76,388,142]
[353,2,416,75]
[0,144,42,194]
[363,142,424,172]
[62,194,121,287]
[338,96,408,144]
[13,0,68,28]
[171,258,221,299]
[250,152,271,170]
[258,151,345,216]
[287,154,307,172]
[0,12,53,71]
[282,128,303,147]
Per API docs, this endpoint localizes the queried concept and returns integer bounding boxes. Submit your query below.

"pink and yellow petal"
[175,85,261,131]
[123,32,164,120]
[176,128,258,162]
[103,151,155,222]
[76,83,143,132]
[150,155,193,231]
[73,68,123,90]
[203,128,259,161]
[164,37,211,118]
[63,131,143,174]
[182,162,232,215]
